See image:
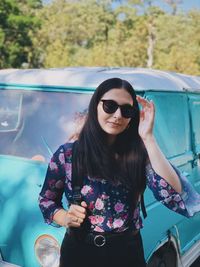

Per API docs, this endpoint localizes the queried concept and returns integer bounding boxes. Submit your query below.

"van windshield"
[0,89,91,162]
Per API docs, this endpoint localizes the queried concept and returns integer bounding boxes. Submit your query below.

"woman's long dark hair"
[76,78,148,202]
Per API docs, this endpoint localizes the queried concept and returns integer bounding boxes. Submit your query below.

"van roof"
[0,67,200,92]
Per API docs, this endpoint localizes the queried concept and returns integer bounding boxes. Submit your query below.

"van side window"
[144,93,191,159]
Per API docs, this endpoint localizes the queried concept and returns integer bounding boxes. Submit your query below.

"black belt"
[69,229,139,247]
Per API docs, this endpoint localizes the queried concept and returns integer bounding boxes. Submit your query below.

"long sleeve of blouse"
[38,143,200,230]
[38,145,67,227]
[146,163,200,217]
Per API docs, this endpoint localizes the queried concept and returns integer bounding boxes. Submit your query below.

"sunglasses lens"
[121,105,135,118]
[102,100,118,114]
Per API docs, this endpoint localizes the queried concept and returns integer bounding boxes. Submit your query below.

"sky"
[154,0,200,13]
[43,0,200,13]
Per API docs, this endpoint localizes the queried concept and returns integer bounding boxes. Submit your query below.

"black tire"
[147,243,177,267]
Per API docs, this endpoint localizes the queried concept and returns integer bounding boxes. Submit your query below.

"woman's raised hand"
[63,201,87,228]
[136,95,155,142]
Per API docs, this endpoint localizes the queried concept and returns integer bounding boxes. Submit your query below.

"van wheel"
[147,243,177,267]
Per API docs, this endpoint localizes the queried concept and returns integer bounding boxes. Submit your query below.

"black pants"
[60,231,146,267]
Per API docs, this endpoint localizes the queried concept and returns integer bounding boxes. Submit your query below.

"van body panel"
[0,67,200,266]
[0,155,65,267]
[141,91,200,261]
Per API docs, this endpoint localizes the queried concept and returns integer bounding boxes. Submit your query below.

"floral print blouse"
[38,142,200,232]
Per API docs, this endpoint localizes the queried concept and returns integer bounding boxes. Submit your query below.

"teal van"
[0,67,200,267]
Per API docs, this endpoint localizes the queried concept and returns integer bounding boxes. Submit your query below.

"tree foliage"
[1,0,200,75]
[0,0,42,68]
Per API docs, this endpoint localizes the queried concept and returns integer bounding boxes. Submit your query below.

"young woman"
[39,78,200,267]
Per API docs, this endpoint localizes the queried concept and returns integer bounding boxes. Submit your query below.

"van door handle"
[193,154,200,166]
[197,153,200,166]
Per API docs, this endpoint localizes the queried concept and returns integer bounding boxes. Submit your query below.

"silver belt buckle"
[94,235,106,247]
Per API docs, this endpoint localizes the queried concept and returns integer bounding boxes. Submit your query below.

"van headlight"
[34,234,60,267]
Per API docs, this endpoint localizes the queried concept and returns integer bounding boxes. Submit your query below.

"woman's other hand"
[52,201,87,228]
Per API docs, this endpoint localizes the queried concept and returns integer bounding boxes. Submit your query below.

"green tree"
[31,0,200,75]
[33,0,116,67]
[154,13,200,74]
[0,0,42,68]
[34,0,148,67]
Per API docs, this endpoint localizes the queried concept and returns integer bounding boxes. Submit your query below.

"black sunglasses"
[100,99,135,118]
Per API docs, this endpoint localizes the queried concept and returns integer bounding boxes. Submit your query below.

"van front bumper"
[0,260,22,267]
